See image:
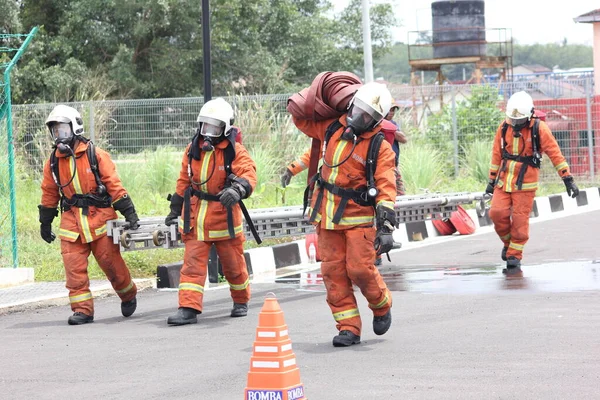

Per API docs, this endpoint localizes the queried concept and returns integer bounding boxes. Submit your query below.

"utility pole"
[202,0,212,102]
[361,0,374,83]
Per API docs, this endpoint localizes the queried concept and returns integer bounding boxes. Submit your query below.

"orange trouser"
[317,226,392,337]
[489,189,536,260]
[61,235,137,316]
[178,235,250,312]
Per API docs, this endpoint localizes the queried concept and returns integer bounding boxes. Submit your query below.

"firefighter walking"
[291,82,396,347]
[486,91,579,273]
[39,105,140,325]
[165,98,257,325]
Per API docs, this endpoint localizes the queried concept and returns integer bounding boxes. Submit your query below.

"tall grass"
[400,142,445,194]
[461,139,493,182]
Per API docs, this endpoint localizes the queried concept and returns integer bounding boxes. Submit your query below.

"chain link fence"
[9,77,600,184]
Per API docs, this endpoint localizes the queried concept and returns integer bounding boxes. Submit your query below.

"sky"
[333,0,598,46]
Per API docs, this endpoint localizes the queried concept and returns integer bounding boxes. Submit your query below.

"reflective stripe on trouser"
[318,226,392,337]
[489,189,536,260]
[61,235,137,316]
[178,237,250,312]
[215,235,251,304]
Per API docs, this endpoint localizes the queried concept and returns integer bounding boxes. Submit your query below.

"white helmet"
[196,98,234,137]
[347,82,393,132]
[505,91,534,127]
[46,104,84,135]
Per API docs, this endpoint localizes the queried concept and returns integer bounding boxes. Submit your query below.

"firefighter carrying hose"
[39,105,139,325]
[165,98,257,325]
[291,82,396,347]
[486,91,579,273]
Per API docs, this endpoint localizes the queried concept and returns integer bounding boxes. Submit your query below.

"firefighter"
[39,105,139,325]
[486,91,579,273]
[291,82,396,347]
[165,98,257,325]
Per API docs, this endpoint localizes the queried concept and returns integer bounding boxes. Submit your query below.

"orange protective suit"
[488,119,571,260]
[40,141,137,316]
[293,114,395,336]
[173,139,257,312]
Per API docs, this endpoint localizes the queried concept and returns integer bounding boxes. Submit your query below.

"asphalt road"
[1,211,600,399]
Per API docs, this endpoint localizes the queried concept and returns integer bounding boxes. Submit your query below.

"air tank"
[432,0,486,58]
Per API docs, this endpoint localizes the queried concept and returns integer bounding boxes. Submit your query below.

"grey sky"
[333,0,598,46]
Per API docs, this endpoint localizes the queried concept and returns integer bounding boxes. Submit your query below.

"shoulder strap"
[325,120,343,144]
[223,141,236,176]
[501,122,509,152]
[86,142,104,189]
[50,150,60,187]
[366,132,385,189]
[532,119,540,153]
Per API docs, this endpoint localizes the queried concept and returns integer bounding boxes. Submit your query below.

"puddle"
[276,261,600,294]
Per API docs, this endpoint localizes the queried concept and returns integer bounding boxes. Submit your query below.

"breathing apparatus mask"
[50,122,76,154]
[343,98,383,141]
[198,117,228,152]
[506,115,529,137]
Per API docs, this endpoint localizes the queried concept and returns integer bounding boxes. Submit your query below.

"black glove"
[218,174,252,207]
[280,168,293,188]
[38,205,58,244]
[165,193,184,226]
[113,194,140,230]
[374,205,396,256]
[485,178,495,195]
[563,175,579,198]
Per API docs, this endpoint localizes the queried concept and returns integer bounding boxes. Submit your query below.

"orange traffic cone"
[244,294,306,400]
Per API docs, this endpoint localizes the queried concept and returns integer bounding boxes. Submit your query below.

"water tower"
[408,0,512,84]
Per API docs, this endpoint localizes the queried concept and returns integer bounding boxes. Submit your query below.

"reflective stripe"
[555,161,568,171]
[520,182,538,190]
[333,308,360,322]
[325,141,348,229]
[297,160,307,169]
[283,358,296,368]
[179,282,204,293]
[196,151,213,240]
[69,292,92,304]
[369,294,389,309]
[95,224,107,236]
[116,280,134,294]
[69,157,83,195]
[509,242,524,251]
[228,278,249,291]
[490,164,500,171]
[500,233,511,241]
[209,224,243,239]
[79,207,93,243]
[505,160,516,192]
[58,228,79,240]
[338,215,375,225]
[376,200,395,209]
[252,361,279,369]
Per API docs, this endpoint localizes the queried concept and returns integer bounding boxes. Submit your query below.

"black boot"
[68,312,94,325]
[121,297,137,317]
[373,310,392,335]
[167,307,199,325]
[501,246,508,261]
[230,303,248,318]
[332,330,361,347]
[502,256,522,274]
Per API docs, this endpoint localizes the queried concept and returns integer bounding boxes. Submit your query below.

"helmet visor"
[49,122,73,141]
[347,98,384,132]
[505,116,528,127]
[199,117,225,137]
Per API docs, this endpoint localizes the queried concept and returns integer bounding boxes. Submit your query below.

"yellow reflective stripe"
[69,156,83,195]
[377,200,395,209]
[70,292,93,304]
[95,224,107,236]
[200,151,212,192]
[116,280,134,294]
[505,160,516,193]
[179,282,204,293]
[555,161,568,171]
[490,164,500,171]
[79,208,94,243]
[59,228,79,240]
[500,233,511,241]
[229,278,250,291]
[195,152,213,241]
[325,141,348,229]
[333,308,360,322]
[338,215,375,225]
[509,242,524,251]
[520,182,538,190]
[209,224,243,239]
[369,294,389,309]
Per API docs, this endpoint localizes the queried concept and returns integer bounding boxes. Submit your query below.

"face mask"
[201,137,215,152]
[50,122,75,154]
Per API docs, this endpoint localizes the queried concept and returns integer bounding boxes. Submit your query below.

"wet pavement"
[278,260,600,294]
